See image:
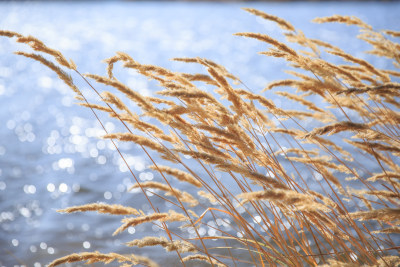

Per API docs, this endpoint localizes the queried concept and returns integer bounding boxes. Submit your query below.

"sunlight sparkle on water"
[89,148,98,158]
[104,191,112,200]
[0,181,6,190]
[59,183,68,193]
[96,140,106,150]
[19,207,31,218]
[30,245,37,253]
[47,247,55,254]
[97,155,107,164]
[0,146,5,155]
[46,183,55,192]
[82,224,90,232]
[58,158,73,169]
[11,239,19,247]
[40,242,47,250]
[6,119,16,130]
[23,184,36,194]
[38,76,53,89]
[83,241,91,249]
[118,155,146,172]
[139,172,154,181]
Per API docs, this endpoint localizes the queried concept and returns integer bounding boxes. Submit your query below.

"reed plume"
[2,8,400,267]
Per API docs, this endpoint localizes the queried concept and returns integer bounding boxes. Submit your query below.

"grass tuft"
[2,8,400,267]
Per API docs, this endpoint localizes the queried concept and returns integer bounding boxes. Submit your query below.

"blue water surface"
[0,1,399,266]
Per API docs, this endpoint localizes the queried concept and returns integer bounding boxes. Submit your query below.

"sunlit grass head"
[1,8,400,267]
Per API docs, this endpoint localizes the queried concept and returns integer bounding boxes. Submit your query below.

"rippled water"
[0,1,399,266]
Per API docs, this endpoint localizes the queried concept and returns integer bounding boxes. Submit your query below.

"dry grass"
[1,8,400,267]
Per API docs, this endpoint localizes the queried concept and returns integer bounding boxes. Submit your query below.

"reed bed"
[2,7,400,267]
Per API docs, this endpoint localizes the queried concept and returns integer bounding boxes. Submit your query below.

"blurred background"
[0,1,399,266]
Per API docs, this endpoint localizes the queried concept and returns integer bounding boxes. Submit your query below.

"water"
[0,1,399,266]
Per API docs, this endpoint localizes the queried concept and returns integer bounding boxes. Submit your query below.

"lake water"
[0,1,399,266]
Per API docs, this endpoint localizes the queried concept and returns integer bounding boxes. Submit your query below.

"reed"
[1,8,400,266]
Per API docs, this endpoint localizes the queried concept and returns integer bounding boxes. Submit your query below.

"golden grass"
[47,251,159,267]
[58,203,140,215]
[2,7,400,267]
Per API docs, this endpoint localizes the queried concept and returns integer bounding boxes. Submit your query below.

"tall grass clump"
[2,8,400,266]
